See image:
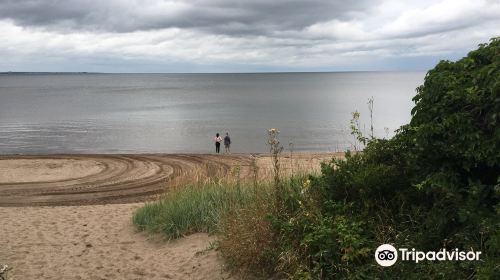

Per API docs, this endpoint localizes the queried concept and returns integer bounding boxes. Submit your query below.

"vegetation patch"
[134,38,499,279]
[133,179,256,239]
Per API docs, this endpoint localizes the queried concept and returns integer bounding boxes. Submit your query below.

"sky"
[0,0,499,73]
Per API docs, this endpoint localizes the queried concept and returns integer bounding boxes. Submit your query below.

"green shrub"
[264,38,499,279]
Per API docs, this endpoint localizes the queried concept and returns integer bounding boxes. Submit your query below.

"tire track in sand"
[0,154,254,207]
[0,153,338,207]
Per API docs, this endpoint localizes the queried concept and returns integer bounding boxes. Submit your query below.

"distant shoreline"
[0,70,427,75]
[0,71,95,75]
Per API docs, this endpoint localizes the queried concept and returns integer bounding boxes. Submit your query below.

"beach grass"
[131,173,312,239]
[133,179,268,239]
[132,173,310,277]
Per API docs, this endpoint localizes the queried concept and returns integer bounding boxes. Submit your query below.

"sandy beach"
[0,153,338,207]
[0,203,230,280]
[0,153,340,280]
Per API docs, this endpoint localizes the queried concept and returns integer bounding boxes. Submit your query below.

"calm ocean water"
[0,72,425,154]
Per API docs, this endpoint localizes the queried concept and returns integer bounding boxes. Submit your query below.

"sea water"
[0,72,424,154]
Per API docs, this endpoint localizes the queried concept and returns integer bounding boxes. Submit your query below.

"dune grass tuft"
[133,179,261,239]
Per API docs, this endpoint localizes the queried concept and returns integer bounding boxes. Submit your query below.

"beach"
[0,153,339,279]
[0,203,229,280]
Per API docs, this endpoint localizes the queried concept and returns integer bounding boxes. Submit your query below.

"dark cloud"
[0,0,375,34]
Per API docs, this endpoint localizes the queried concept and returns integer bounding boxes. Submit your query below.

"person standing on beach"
[214,133,223,154]
[224,132,231,153]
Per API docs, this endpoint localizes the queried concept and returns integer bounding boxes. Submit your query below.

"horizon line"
[0,69,428,75]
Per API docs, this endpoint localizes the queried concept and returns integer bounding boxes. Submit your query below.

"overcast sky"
[1,0,499,73]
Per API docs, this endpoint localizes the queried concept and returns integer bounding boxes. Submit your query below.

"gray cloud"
[0,0,498,72]
[0,0,375,34]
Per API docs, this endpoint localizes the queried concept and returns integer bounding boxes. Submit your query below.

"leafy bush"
[263,38,499,279]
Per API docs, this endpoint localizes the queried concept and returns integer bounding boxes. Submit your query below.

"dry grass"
[218,185,278,276]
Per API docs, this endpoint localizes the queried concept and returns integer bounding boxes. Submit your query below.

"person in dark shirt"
[224,132,231,153]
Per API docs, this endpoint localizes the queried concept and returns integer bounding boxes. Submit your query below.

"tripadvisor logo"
[375,244,481,267]
[375,244,398,266]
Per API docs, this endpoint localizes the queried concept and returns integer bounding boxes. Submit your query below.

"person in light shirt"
[214,133,223,154]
